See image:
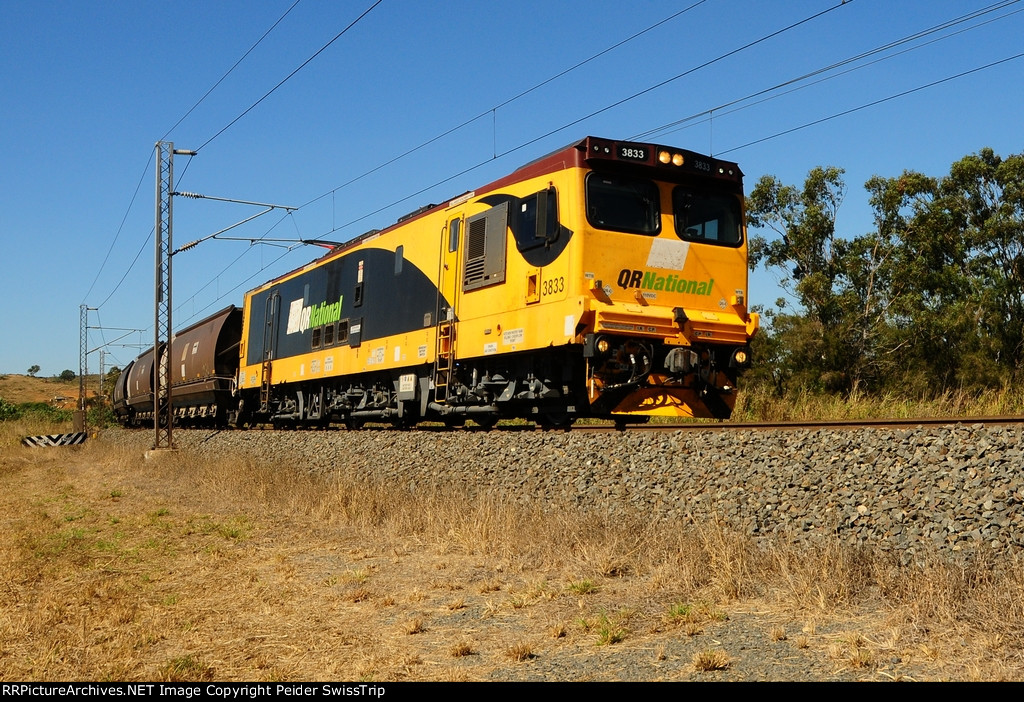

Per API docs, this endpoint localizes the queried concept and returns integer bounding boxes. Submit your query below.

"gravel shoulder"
[119,421,1024,562]
[68,424,1024,681]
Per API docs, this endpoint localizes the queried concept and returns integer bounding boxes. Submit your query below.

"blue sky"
[1,0,1021,376]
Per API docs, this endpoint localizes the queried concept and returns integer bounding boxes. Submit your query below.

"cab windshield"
[585,173,660,236]
[585,172,743,247]
[672,187,742,246]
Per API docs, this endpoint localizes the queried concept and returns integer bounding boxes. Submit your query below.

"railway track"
[222,414,1024,433]
[566,415,1024,433]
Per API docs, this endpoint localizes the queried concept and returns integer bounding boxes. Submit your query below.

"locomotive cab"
[572,137,759,419]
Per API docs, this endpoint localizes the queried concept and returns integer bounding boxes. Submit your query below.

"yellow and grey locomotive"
[231,136,759,428]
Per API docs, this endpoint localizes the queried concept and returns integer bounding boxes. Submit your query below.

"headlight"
[730,347,751,368]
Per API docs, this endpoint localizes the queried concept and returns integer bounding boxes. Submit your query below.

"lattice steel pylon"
[153,142,175,450]
[78,304,88,432]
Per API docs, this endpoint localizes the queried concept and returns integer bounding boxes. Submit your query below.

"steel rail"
[566,415,1024,433]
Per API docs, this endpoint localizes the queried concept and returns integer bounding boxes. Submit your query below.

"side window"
[463,201,509,292]
[516,187,559,251]
[323,322,335,347]
[448,218,461,253]
[354,260,364,308]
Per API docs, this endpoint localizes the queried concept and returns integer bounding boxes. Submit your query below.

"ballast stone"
[103,423,1024,561]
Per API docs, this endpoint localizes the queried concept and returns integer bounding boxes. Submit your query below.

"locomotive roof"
[247,136,739,293]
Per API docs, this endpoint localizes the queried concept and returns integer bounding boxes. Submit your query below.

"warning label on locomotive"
[502,328,524,345]
[617,269,714,295]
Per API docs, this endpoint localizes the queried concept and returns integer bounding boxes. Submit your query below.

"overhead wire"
[484,0,853,162]
[99,0,383,329]
[173,0,718,326]
[297,0,711,210]
[653,4,1024,143]
[173,0,862,325]
[308,0,856,239]
[85,1,309,310]
[160,0,304,141]
[177,243,300,326]
[172,213,293,322]
[97,229,154,309]
[716,51,1024,156]
[109,0,1020,338]
[195,0,384,153]
[319,0,1018,239]
[633,0,1022,142]
[80,152,153,305]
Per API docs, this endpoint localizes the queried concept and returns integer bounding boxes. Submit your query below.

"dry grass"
[2,428,1024,681]
[448,641,475,658]
[0,374,84,406]
[505,643,534,662]
[733,384,1024,423]
[402,618,426,635]
[692,649,731,672]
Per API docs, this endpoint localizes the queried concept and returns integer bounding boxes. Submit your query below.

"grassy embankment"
[1,409,1022,681]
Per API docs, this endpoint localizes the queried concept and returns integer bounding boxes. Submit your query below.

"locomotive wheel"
[344,417,364,431]
[442,417,466,430]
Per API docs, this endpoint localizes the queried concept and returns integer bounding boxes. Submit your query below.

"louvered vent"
[462,201,508,291]
[463,217,487,286]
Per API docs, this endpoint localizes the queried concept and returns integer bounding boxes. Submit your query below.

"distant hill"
[0,374,100,408]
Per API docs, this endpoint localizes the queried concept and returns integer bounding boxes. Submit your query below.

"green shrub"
[88,404,117,428]
[0,397,21,422]
[17,402,72,423]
